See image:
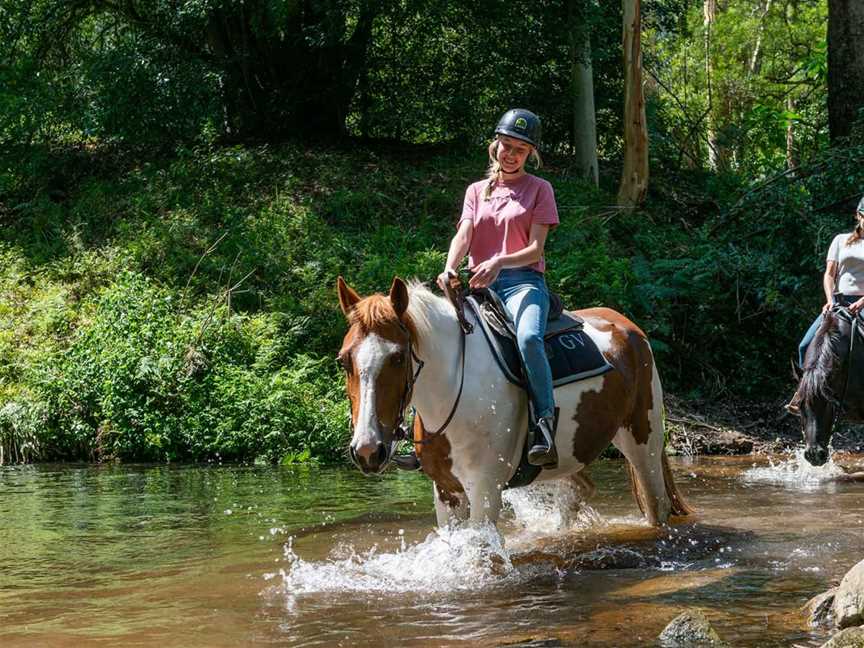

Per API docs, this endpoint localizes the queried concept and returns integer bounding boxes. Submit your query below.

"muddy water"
[1,454,863,647]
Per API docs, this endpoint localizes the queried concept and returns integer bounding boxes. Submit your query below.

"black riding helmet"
[494,108,542,149]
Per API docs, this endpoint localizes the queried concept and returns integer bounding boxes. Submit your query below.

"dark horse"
[797,307,864,466]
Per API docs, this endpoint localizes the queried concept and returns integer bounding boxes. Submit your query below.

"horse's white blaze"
[353,333,400,457]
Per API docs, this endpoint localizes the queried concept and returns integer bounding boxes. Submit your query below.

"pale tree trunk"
[617,0,649,208]
[749,0,773,76]
[786,95,798,171]
[704,0,721,171]
[570,10,598,187]
[827,0,864,142]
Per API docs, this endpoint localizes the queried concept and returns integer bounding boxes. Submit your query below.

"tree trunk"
[749,0,773,77]
[704,0,721,171]
[827,0,864,142]
[617,0,649,208]
[786,96,798,172]
[570,5,598,187]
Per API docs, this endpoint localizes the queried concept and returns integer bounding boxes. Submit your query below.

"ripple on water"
[741,448,847,489]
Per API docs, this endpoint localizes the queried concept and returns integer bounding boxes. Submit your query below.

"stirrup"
[393,452,422,471]
[528,411,559,469]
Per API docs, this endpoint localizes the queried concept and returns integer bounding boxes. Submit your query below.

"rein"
[397,325,468,446]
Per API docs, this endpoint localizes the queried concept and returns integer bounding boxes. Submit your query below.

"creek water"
[1,453,863,647]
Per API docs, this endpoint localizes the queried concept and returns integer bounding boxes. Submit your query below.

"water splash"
[742,447,846,489]
[503,479,605,537]
[270,524,517,597]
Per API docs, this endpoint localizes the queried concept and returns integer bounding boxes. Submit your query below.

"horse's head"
[336,276,416,475]
[799,311,853,466]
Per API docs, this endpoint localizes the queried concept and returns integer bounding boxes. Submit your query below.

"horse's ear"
[337,276,361,318]
[389,277,409,319]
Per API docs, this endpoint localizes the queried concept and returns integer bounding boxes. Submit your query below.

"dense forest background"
[2,0,864,464]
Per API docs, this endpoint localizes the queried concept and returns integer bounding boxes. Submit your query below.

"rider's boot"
[784,391,802,416]
[528,407,559,469]
[785,384,803,417]
[393,452,422,471]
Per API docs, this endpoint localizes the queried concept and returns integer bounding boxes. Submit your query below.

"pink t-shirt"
[458,174,559,273]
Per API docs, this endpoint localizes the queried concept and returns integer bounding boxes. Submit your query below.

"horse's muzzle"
[804,445,829,467]
[349,442,389,475]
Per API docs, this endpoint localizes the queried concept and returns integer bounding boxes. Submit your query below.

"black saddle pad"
[465,293,613,389]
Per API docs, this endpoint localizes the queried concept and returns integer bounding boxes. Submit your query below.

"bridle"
[345,309,471,470]
[393,322,468,445]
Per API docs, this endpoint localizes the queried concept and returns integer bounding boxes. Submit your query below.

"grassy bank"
[0,141,860,463]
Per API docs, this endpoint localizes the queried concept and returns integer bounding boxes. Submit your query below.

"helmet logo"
[514,117,528,130]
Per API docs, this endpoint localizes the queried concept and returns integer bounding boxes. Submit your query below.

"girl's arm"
[823,260,838,312]
[437,219,473,290]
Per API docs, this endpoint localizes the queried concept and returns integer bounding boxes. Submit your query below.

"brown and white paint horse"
[337,276,691,528]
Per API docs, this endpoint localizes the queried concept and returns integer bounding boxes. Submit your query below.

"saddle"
[464,288,613,390]
[441,276,613,489]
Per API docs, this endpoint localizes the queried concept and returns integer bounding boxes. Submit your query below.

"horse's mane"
[405,281,457,355]
[348,281,454,355]
[799,312,843,406]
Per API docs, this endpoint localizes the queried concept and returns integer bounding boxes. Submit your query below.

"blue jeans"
[798,315,823,367]
[798,294,858,366]
[491,268,555,419]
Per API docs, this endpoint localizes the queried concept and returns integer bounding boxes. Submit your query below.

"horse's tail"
[626,454,694,519]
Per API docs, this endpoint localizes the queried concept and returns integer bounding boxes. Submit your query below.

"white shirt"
[828,233,864,295]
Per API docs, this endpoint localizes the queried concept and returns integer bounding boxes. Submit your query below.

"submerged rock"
[659,609,728,647]
[834,559,864,629]
[821,626,864,648]
[805,588,838,627]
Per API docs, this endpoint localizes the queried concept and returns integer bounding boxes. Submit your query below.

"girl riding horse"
[336,110,691,528]
[436,108,560,468]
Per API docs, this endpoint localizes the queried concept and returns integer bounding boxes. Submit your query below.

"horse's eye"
[391,353,405,367]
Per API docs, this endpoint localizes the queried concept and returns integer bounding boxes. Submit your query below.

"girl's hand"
[822,301,834,313]
[850,297,864,315]
[468,258,501,289]
[436,269,457,292]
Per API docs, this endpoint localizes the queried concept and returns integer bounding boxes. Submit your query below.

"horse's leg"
[465,480,503,527]
[433,485,468,528]
[613,430,670,526]
[568,469,596,500]
[552,470,596,527]
[612,366,673,526]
